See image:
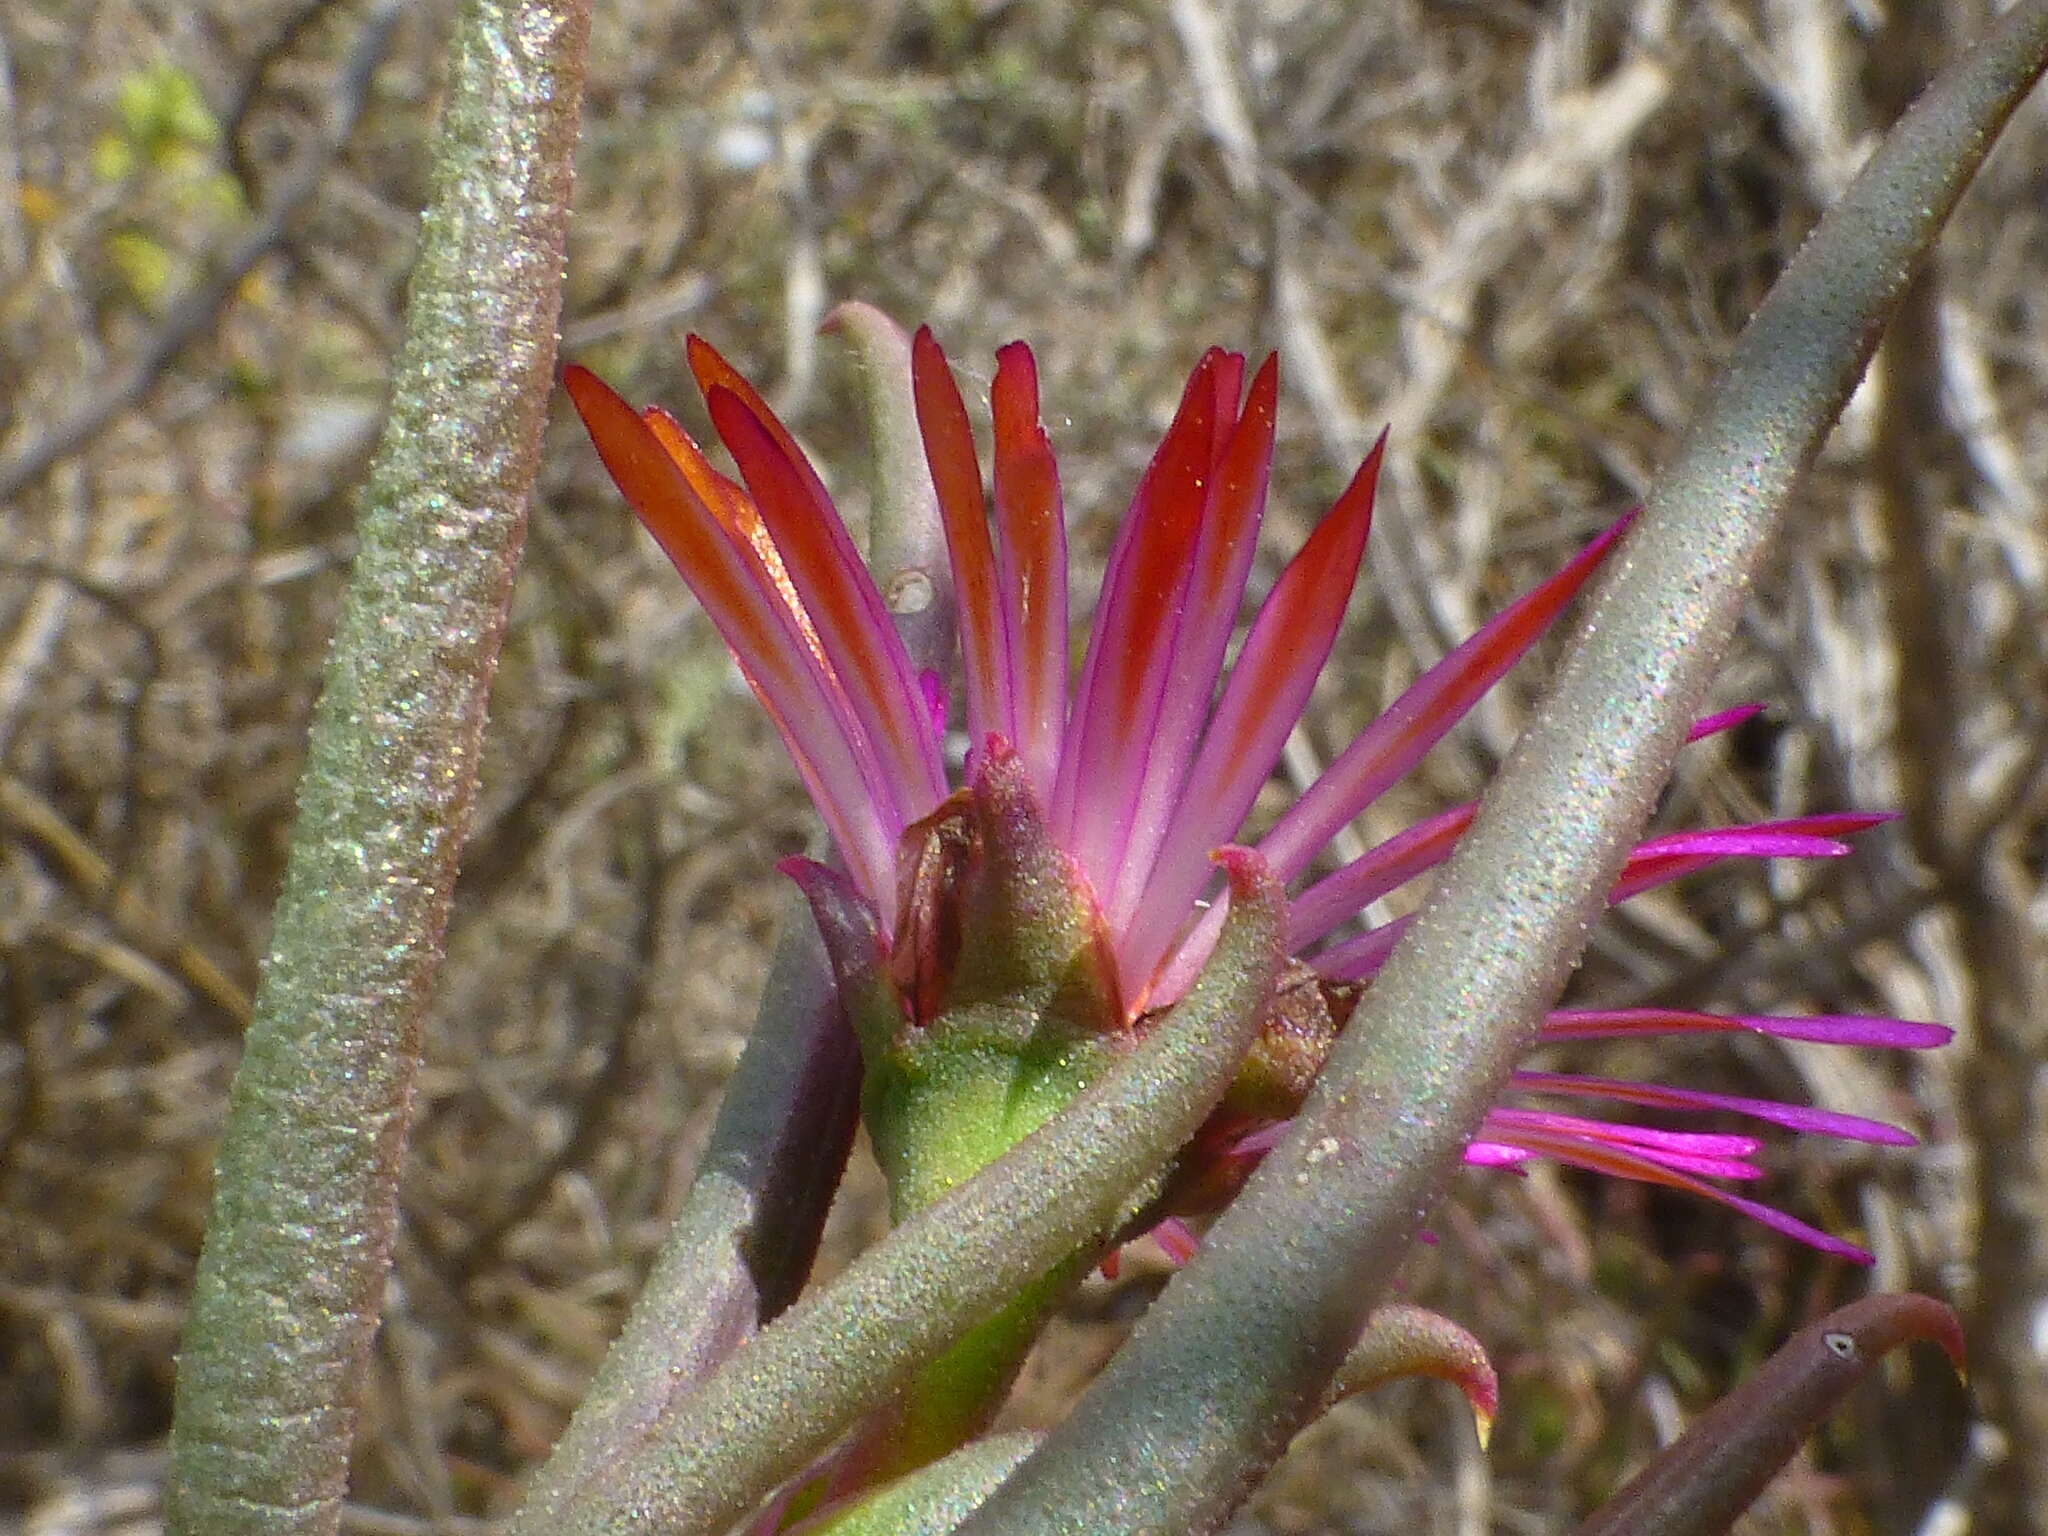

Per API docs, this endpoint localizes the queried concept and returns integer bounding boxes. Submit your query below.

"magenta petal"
[1227,1121,1291,1160]
[1287,802,1477,951]
[1307,912,1414,984]
[1486,1106,1762,1162]
[1631,830,1850,861]
[1610,812,1891,903]
[1284,702,1777,955]
[1153,1217,1199,1267]
[1464,1142,1535,1168]
[1512,1071,1919,1147]
[1103,357,1280,936]
[1543,1008,1952,1050]
[1256,511,1634,883]
[1687,703,1765,739]
[1482,1119,1873,1263]
[1120,434,1384,1004]
[1051,351,1226,897]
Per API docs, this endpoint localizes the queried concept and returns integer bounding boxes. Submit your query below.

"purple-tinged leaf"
[1576,1294,1963,1536]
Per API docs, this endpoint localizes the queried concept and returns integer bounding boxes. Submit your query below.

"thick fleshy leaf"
[1255,511,1636,883]
[822,302,955,677]
[552,850,1285,1536]
[913,327,1014,758]
[990,342,1069,799]
[786,1434,1040,1536]
[1325,1303,1499,1447]
[708,384,948,826]
[1051,351,1231,895]
[1117,439,1383,1003]
[565,366,897,903]
[1577,1295,1963,1536]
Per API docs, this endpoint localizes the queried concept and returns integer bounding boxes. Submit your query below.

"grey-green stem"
[955,5,2048,1531]
[161,4,592,1532]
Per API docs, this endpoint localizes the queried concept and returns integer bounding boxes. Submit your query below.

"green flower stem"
[954,7,2048,1533]
[803,1434,1040,1536]
[863,1042,1106,1483]
[161,5,591,1534]
[881,1261,1082,1483]
[548,854,1284,1536]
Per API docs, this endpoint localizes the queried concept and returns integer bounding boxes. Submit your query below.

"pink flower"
[565,328,1946,1264]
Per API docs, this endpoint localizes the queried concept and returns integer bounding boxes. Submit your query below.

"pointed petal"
[1541,1009,1953,1050]
[912,326,1014,757]
[1120,435,1383,1001]
[566,366,896,905]
[1283,703,1774,956]
[1511,1071,1918,1146]
[1463,1142,1535,1168]
[1688,702,1765,738]
[643,404,837,678]
[687,333,837,512]
[1484,1106,1764,1179]
[707,386,947,826]
[1282,706,1817,957]
[1051,350,1227,896]
[990,341,1069,799]
[1153,1217,1199,1267]
[1611,812,1891,902]
[1105,356,1281,934]
[1286,801,1476,951]
[1306,911,1414,984]
[1258,511,1635,882]
[1310,810,1882,985]
[1476,1118,1873,1262]
[642,408,760,539]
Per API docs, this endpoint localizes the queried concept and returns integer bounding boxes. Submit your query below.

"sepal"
[782,857,905,1064]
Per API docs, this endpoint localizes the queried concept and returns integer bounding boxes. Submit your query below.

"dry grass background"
[1,1,2046,1531]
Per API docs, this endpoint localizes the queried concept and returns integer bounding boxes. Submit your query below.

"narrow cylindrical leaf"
[162,5,592,1533]
[1576,1295,1963,1536]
